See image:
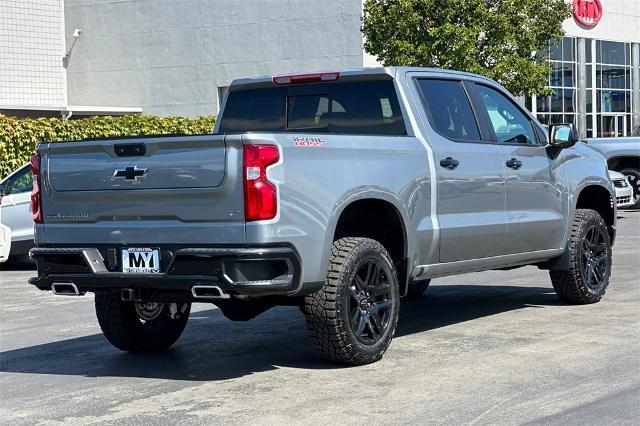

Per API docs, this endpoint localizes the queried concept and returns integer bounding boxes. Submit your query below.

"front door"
[414,78,507,263]
[473,83,567,254]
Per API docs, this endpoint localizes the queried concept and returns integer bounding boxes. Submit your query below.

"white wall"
[0,0,66,109]
[64,0,365,117]
[564,0,640,42]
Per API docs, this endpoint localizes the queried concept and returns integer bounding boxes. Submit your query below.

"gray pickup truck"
[584,137,640,209]
[29,68,616,365]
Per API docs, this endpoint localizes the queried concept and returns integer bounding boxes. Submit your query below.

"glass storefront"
[535,37,577,127]
[530,37,637,137]
[593,39,633,137]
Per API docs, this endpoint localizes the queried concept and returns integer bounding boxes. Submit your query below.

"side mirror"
[548,124,578,149]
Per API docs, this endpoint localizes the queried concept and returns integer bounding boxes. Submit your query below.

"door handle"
[506,158,523,169]
[440,157,460,169]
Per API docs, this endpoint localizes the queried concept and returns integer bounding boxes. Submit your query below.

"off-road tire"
[303,237,400,365]
[619,168,640,209]
[550,209,612,304]
[406,279,431,299]
[95,292,191,352]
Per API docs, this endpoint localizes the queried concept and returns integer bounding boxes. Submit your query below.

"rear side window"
[416,79,480,142]
[217,80,406,135]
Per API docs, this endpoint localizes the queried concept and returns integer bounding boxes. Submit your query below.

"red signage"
[573,0,603,28]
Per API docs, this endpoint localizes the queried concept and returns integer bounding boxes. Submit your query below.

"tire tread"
[550,209,611,304]
[303,237,398,365]
[95,293,189,352]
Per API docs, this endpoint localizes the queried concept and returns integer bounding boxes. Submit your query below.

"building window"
[529,37,635,138]
[534,37,577,128]
[594,39,633,137]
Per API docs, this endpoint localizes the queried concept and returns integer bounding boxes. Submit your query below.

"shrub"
[0,115,216,179]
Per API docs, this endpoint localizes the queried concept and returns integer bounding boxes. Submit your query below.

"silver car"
[0,164,35,258]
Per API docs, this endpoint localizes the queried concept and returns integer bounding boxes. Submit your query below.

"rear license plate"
[122,248,160,273]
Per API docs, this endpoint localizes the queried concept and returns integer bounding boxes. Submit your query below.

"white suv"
[610,170,634,209]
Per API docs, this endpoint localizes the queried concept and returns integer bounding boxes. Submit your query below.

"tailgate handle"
[114,143,146,157]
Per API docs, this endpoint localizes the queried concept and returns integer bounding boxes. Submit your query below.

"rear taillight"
[30,154,42,223]
[243,144,279,221]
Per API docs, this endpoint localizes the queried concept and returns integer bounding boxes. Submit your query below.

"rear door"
[471,83,567,253]
[415,78,507,262]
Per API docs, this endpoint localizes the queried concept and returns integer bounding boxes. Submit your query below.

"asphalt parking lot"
[1,211,639,425]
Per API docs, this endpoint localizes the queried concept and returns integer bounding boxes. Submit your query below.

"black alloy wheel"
[303,237,400,365]
[348,259,394,345]
[579,225,611,290]
[550,209,611,304]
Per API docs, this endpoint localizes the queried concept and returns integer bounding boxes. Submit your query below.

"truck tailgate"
[37,134,246,245]
[47,135,226,191]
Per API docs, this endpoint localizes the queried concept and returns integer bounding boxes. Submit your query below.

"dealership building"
[1,0,639,137]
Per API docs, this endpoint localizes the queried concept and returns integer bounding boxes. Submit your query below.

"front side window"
[416,79,480,142]
[475,85,538,145]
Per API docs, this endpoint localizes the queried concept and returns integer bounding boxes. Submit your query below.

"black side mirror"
[548,124,578,149]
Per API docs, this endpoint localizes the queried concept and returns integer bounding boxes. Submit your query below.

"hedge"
[0,114,216,179]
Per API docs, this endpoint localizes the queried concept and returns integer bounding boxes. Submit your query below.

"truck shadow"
[0,284,561,381]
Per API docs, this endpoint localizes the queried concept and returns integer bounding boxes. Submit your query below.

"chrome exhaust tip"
[191,285,230,299]
[51,282,82,296]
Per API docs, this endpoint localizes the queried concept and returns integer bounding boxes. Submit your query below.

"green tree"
[362,0,571,96]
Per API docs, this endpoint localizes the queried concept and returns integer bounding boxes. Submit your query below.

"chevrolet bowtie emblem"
[113,166,148,181]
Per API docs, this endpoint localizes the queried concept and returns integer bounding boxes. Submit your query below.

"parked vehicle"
[0,164,35,259]
[0,223,10,263]
[586,137,640,209]
[609,170,634,209]
[28,68,616,365]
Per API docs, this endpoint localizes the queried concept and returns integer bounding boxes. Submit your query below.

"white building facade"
[0,0,66,114]
[1,0,638,137]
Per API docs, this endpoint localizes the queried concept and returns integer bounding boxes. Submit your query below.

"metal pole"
[632,43,640,134]
[577,38,587,139]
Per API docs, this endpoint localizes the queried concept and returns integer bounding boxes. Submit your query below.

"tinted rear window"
[217,80,406,135]
[216,87,286,133]
[416,79,480,142]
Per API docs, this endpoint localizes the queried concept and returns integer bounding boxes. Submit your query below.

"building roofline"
[0,105,142,115]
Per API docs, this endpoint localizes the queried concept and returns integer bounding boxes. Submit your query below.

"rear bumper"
[29,245,312,298]
[10,238,35,256]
